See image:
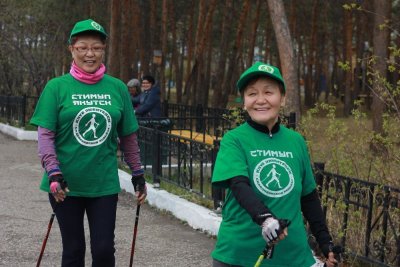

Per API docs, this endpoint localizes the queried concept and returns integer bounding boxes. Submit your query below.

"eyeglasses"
[73,45,105,54]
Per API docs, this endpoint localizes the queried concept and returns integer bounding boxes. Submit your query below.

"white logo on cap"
[258,65,274,74]
[91,21,102,31]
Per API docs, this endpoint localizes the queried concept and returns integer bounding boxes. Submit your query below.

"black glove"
[49,174,68,193]
[131,174,146,195]
[321,242,343,260]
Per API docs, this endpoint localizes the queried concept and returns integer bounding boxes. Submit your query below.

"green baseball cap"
[237,62,286,93]
[69,19,108,43]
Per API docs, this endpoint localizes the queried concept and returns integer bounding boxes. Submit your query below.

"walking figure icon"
[265,164,282,189]
[83,114,99,138]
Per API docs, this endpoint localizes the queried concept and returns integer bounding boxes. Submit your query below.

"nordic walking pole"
[36,206,57,267]
[254,220,290,267]
[129,203,141,267]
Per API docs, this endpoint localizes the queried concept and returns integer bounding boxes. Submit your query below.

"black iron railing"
[136,125,215,199]
[315,163,400,267]
[162,101,228,119]
[0,95,38,127]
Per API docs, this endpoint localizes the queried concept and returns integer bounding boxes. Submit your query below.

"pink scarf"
[70,61,106,84]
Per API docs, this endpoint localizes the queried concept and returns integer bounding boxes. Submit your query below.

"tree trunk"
[371,0,390,134]
[304,0,318,108]
[288,0,297,42]
[185,0,207,106]
[343,4,353,116]
[315,2,328,102]
[168,0,181,103]
[119,0,131,83]
[212,0,233,108]
[222,0,250,106]
[204,25,213,108]
[263,5,272,63]
[246,0,261,67]
[331,29,339,98]
[159,0,168,101]
[198,0,217,107]
[267,0,301,119]
[138,0,151,76]
[183,5,195,104]
[150,0,158,76]
[190,0,206,106]
[130,0,141,78]
[107,0,121,77]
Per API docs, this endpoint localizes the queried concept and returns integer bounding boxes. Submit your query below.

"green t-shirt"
[211,123,316,267]
[30,74,138,197]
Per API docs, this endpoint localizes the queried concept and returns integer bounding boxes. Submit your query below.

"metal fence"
[163,101,228,118]
[137,116,233,143]
[315,163,400,267]
[136,125,216,199]
[0,95,38,127]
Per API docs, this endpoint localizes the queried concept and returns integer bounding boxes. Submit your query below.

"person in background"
[132,75,162,118]
[127,78,141,108]
[211,62,339,267]
[30,19,146,267]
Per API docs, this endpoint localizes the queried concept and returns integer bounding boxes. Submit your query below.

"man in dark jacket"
[132,75,162,117]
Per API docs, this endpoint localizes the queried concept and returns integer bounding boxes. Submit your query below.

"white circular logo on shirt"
[73,107,112,147]
[253,158,294,198]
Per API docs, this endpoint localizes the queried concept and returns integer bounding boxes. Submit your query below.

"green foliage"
[342,3,361,11]
[338,60,351,72]
[222,107,246,132]
[298,103,400,188]
[366,46,400,118]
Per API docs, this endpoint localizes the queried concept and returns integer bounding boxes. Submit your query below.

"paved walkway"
[0,132,215,266]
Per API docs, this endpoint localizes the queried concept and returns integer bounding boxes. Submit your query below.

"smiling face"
[243,77,286,129]
[141,79,152,91]
[69,34,105,74]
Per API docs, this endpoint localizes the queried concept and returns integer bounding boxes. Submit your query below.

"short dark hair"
[142,75,155,85]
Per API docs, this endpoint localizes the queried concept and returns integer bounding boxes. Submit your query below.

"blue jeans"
[50,194,118,267]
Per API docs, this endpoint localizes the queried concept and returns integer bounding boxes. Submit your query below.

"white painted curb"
[119,169,221,236]
[0,123,38,140]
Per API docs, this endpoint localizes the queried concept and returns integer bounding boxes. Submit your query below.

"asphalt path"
[0,132,215,266]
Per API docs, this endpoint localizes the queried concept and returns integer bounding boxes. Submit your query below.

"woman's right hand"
[261,216,289,244]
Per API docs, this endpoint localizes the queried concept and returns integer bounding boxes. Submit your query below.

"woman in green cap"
[211,62,339,267]
[30,19,146,266]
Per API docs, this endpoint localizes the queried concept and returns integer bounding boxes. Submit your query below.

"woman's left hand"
[131,174,147,205]
[324,252,338,267]
[135,187,147,205]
